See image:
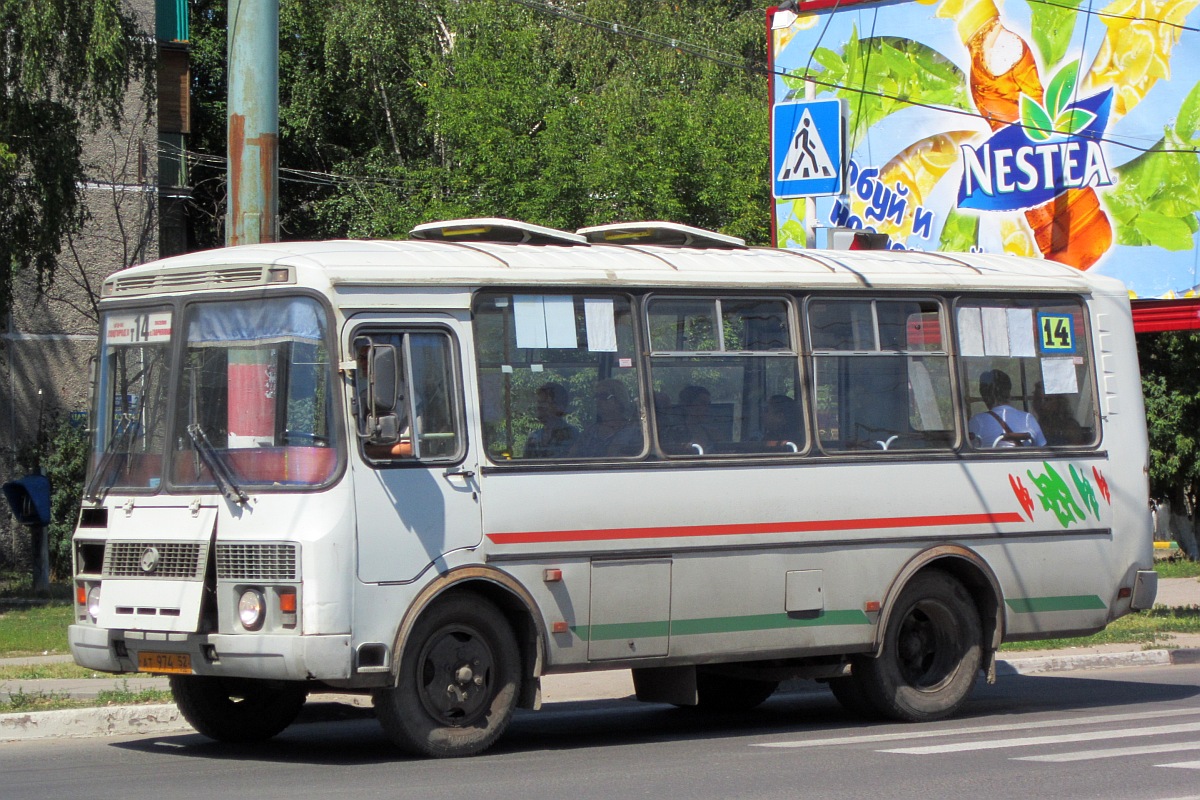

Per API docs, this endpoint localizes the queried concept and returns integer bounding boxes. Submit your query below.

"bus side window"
[472,292,644,462]
[809,298,953,452]
[956,299,1097,449]
[647,296,801,457]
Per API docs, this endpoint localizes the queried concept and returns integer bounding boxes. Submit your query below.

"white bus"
[69,219,1156,757]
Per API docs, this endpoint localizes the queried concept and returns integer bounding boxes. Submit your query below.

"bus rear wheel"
[374,594,521,758]
[853,570,982,722]
[169,675,307,743]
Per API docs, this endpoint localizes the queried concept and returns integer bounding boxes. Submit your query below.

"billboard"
[769,0,1200,298]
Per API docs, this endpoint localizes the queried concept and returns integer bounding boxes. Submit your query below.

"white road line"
[1157,761,1200,770]
[1016,742,1200,763]
[754,707,1200,748]
[881,721,1200,755]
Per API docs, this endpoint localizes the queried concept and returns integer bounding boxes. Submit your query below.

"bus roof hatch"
[409,218,588,246]
[575,221,747,249]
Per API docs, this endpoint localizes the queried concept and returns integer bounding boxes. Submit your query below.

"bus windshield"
[171,296,339,491]
[86,296,340,497]
[86,308,175,497]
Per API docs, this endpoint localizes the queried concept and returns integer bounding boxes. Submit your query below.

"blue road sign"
[772,99,845,199]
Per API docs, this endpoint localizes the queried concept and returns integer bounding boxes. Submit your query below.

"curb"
[3,648,1199,743]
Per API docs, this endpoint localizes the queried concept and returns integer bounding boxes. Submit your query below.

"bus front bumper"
[69,624,353,681]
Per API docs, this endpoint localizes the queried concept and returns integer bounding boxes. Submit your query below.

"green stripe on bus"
[572,610,870,641]
[575,620,672,642]
[671,610,871,636]
[1005,595,1106,613]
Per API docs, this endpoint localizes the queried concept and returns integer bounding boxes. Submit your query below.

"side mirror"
[355,339,401,445]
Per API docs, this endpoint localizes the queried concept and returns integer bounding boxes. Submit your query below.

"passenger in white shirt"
[968,369,1046,448]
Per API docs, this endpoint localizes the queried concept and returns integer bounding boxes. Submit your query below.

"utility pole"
[226,0,279,246]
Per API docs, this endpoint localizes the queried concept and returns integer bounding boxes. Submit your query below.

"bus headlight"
[86,586,102,623]
[238,589,266,631]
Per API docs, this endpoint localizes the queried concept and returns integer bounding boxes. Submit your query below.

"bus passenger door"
[348,318,482,584]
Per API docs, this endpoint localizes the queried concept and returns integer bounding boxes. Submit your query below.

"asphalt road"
[2,663,1200,800]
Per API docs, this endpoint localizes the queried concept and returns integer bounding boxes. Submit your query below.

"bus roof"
[103,231,1126,300]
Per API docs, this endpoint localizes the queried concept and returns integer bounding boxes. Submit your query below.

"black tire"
[693,670,779,711]
[854,570,983,722]
[373,593,521,758]
[169,675,307,743]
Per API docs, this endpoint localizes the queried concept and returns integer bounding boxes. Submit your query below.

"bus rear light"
[76,584,87,607]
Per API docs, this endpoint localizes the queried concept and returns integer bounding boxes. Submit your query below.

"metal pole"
[226,0,279,246]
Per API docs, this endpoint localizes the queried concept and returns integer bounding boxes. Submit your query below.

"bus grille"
[216,543,299,581]
[103,542,208,579]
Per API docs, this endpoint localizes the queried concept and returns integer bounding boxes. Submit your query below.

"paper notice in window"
[1007,308,1036,358]
[957,307,984,357]
[514,295,547,349]
[1041,357,1078,394]
[544,295,578,349]
[585,298,618,352]
[981,307,1009,356]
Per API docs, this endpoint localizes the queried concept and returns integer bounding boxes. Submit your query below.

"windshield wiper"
[185,424,249,505]
[83,418,138,503]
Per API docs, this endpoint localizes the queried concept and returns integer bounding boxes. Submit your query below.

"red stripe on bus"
[487,512,1027,545]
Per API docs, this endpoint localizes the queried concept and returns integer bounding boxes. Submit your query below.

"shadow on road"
[108,669,1200,765]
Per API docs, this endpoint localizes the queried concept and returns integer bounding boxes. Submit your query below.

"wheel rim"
[415,623,497,726]
[894,598,960,691]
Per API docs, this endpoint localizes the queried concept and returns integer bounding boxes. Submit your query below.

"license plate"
[137,651,192,674]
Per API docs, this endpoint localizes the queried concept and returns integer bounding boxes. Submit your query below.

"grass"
[0,681,174,713]
[0,603,74,657]
[1000,604,1200,651]
[1154,557,1200,579]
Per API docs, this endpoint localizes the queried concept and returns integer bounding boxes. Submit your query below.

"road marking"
[1017,742,1200,762]
[881,721,1200,755]
[754,707,1200,748]
[1157,761,1200,770]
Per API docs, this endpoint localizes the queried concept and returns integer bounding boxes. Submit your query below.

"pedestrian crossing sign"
[772,99,845,199]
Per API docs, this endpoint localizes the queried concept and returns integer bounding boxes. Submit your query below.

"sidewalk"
[3,577,1198,742]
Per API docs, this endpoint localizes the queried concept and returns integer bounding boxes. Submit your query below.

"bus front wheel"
[169,675,307,742]
[853,570,982,722]
[374,593,521,758]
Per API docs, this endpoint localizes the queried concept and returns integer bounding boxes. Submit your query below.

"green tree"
[1138,330,1200,558]
[186,0,769,245]
[0,0,152,312]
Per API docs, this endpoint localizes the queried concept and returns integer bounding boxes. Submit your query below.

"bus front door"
[348,321,481,584]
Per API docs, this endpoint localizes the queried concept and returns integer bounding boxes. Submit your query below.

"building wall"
[1,0,176,575]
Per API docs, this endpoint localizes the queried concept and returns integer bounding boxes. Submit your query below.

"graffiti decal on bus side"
[1011,464,1111,528]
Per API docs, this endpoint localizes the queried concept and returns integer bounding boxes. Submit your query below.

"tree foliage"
[0,0,152,313]
[186,0,769,247]
[1138,330,1200,557]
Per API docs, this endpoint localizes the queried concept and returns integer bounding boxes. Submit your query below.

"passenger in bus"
[759,394,803,449]
[968,369,1046,448]
[662,385,722,455]
[570,378,643,457]
[1032,382,1088,446]
[523,382,578,458]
